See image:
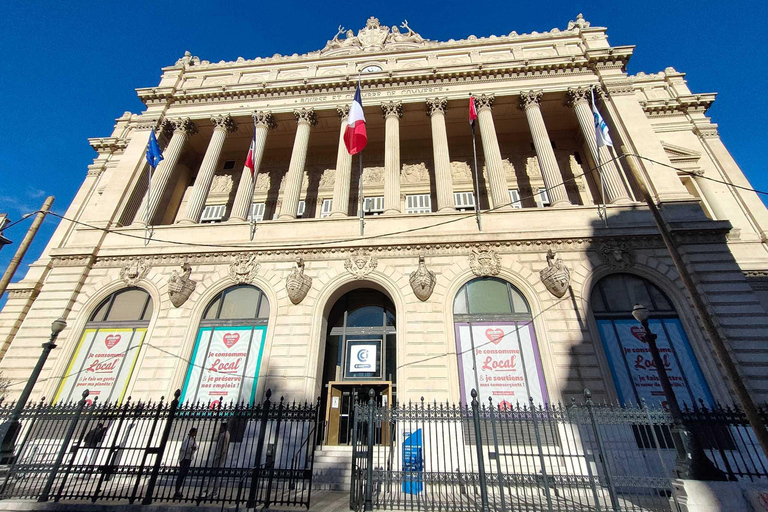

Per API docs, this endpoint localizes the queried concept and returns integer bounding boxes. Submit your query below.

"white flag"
[591,90,613,147]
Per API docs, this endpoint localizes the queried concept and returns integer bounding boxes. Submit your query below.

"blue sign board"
[402,429,424,494]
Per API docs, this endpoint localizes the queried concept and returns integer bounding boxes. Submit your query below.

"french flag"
[468,95,478,128]
[244,127,257,177]
[344,83,367,155]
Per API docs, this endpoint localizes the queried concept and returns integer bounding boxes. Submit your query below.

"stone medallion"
[119,258,150,286]
[469,247,501,277]
[229,254,260,284]
[539,249,570,298]
[345,249,378,279]
[598,242,635,270]
[410,255,436,302]
[168,262,196,308]
[286,257,312,305]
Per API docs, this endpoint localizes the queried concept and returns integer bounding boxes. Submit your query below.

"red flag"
[244,131,256,177]
[344,84,367,155]
[468,96,478,127]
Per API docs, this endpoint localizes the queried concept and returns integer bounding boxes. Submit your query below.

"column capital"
[473,94,495,112]
[170,118,198,136]
[425,97,448,117]
[253,111,277,129]
[381,101,403,119]
[565,87,591,108]
[293,107,318,126]
[336,105,350,120]
[519,90,544,110]
[156,118,174,145]
[210,114,238,134]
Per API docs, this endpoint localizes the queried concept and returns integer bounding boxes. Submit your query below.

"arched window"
[453,277,548,406]
[592,273,714,408]
[181,285,270,405]
[56,288,153,403]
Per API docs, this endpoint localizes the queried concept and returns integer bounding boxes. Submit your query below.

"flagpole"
[358,153,364,236]
[249,176,257,241]
[144,131,156,247]
[469,95,482,232]
[598,147,608,228]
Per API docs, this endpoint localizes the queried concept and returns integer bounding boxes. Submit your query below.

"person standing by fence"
[202,422,230,499]
[80,422,107,470]
[173,427,198,499]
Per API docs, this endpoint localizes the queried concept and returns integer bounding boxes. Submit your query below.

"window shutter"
[508,189,521,209]
[200,204,227,222]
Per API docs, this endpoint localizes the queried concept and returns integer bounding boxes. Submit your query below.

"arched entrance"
[321,288,396,445]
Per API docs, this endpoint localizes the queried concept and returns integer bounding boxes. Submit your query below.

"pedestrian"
[202,422,231,499]
[173,427,198,499]
[81,422,107,469]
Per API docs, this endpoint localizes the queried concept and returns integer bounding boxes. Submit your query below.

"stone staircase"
[312,445,354,491]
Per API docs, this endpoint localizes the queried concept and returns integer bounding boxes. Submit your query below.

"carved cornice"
[293,107,318,126]
[519,90,543,110]
[694,125,720,139]
[7,288,39,300]
[336,105,351,120]
[211,114,238,133]
[473,93,495,112]
[381,100,403,119]
[565,86,590,108]
[603,80,635,96]
[170,117,198,136]
[425,97,447,116]
[88,137,128,154]
[253,110,277,129]
[585,47,633,71]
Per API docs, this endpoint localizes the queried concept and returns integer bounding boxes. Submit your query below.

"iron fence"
[351,390,768,512]
[0,388,321,509]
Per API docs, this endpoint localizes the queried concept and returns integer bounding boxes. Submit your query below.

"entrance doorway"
[320,289,396,445]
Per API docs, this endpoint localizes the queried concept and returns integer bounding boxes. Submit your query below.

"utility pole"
[622,148,768,461]
[0,196,54,298]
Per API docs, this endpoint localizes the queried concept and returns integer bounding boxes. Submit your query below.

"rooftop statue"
[320,16,427,56]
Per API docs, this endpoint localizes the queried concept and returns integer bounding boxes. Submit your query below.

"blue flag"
[146,131,164,169]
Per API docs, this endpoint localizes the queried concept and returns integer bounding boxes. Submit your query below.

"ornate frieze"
[120,258,150,286]
[167,262,196,308]
[293,108,317,126]
[209,174,234,195]
[211,114,238,133]
[598,242,635,270]
[451,161,473,182]
[400,163,430,184]
[519,90,543,110]
[286,257,312,305]
[229,254,260,284]
[425,97,448,116]
[345,249,378,279]
[410,255,436,302]
[539,249,571,298]
[381,101,403,119]
[469,248,501,277]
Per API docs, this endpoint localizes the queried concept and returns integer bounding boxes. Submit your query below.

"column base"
[437,206,456,213]
[278,213,297,220]
[608,197,634,206]
[550,199,572,208]
[227,216,247,223]
[382,209,401,216]
[329,211,348,218]
[176,218,198,225]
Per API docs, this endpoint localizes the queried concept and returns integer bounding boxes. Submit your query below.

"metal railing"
[0,389,320,509]
[351,390,768,512]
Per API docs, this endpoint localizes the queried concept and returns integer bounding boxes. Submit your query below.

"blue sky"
[1,0,767,299]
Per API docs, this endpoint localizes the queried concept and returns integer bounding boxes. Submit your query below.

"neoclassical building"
[2,15,768,444]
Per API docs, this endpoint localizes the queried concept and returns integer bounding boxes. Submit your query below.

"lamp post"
[0,317,67,463]
[631,304,727,481]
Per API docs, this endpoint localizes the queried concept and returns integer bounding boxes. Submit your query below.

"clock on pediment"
[360,64,383,73]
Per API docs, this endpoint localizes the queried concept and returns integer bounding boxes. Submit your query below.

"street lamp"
[0,317,67,463]
[631,304,728,481]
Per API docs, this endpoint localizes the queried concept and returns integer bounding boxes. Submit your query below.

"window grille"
[454,191,476,211]
[508,189,522,209]
[320,198,333,218]
[248,202,265,222]
[363,196,384,216]
[200,204,227,223]
[405,194,432,214]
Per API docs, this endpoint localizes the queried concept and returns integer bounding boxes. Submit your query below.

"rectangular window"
[200,204,227,223]
[405,194,432,214]
[222,160,236,170]
[508,189,522,209]
[320,198,333,218]
[363,196,384,216]
[248,202,266,222]
[454,191,476,211]
[536,188,550,208]
[297,200,306,218]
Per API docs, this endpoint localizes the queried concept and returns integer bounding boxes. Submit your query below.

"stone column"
[474,94,509,210]
[136,118,197,225]
[178,114,238,224]
[426,98,455,211]
[381,101,403,215]
[329,105,353,217]
[520,90,570,207]
[567,87,632,204]
[231,111,276,221]
[278,108,317,219]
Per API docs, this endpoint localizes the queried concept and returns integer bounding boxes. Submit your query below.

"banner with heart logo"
[182,326,267,406]
[55,328,146,405]
[597,318,713,409]
[454,323,548,407]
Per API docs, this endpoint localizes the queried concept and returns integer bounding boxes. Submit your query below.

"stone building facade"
[1,15,768,443]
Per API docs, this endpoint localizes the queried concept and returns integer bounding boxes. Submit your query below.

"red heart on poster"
[498,400,513,411]
[222,333,240,349]
[485,329,504,344]
[104,334,121,349]
[630,326,647,342]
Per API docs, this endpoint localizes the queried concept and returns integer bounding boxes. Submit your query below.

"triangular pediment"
[661,141,701,164]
